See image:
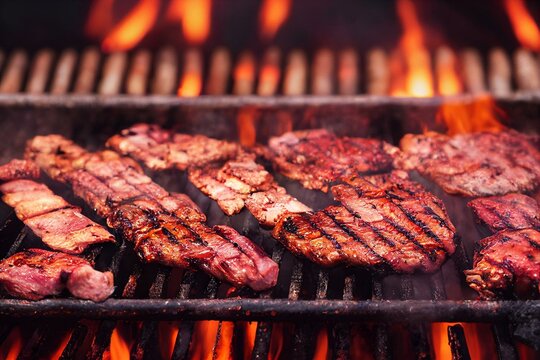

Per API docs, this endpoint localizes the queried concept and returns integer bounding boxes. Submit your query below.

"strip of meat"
[266,129,399,192]
[398,130,540,196]
[272,171,456,273]
[108,124,309,224]
[0,249,114,301]
[245,188,312,227]
[465,229,540,299]
[0,159,40,181]
[26,135,279,291]
[468,194,540,233]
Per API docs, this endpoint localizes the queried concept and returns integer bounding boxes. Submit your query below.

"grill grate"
[0,46,538,96]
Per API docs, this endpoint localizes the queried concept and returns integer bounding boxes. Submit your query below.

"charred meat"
[398,130,540,196]
[465,229,540,299]
[273,171,456,272]
[468,193,540,232]
[266,129,399,192]
[0,249,114,301]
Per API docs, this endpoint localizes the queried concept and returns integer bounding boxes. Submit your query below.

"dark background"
[0,0,538,53]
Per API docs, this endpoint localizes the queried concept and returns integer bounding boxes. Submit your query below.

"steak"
[272,171,456,272]
[1,178,115,254]
[266,129,399,192]
[398,130,540,196]
[0,249,114,301]
[108,124,309,225]
[465,228,540,299]
[468,194,540,232]
[26,135,279,291]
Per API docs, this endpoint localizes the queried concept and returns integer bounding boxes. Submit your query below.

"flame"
[432,323,497,359]
[0,328,23,360]
[242,322,258,359]
[237,108,258,147]
[167,0,212,44]
[50,330,73,360]
[503,0,540,51]
[390,0,434,97]
[436,95,505,135]
[259,0,292,40]
[85,0,115,39]
[190,321,234,360]
[108,323,136,360]
[436,47,462,96]
[268,323,285,360]
[158,322,180,359]
[177,49,203,97]
[101,0,160,52]
[313,327,329,360]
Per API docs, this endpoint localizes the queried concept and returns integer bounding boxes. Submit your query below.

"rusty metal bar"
[460,49,486,94]
[283,50,307,95]
[126,49,151,95]
[514,48,540,91]
[98,52,127,95]
[0,50,28,93]
[73,47,100,94]
[25,49,54,94]
[312,49,335,95]
[447,324,471,360]
[338,48,359,95]
[50,49,77,95]
[151,47,178,95]
[59,324,88,360]
[206,47,231,95]
[367,48,389,95]
[488,48,512,97]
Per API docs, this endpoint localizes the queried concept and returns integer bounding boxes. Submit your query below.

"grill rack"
[0,152,538,359]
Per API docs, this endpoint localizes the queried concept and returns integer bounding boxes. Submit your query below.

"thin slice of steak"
[0,249,114,301]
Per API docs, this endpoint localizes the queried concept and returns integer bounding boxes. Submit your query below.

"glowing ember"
[436,95,505,135]
[101,0,160,52]
[390,0,434,97]
[168,0,212,44]
[259,0,292,40]
[85,0,115,39]
[503,0,540,51]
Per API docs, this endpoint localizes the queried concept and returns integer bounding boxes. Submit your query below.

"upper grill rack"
[0,46,539,96]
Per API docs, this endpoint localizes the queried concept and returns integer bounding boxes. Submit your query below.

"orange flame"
[432,323,497,359]
[242,322,258,358]
[50,330,73,360]
[436,47,462,96]
[259,0,292,40]
[313,327,329,360]
[0,328,23,360]
[167,0,212,44]
[177,50,203,97]
[504,0,540,51]
[158,322,180,359]
[190,321,234,360]
[436,95,505,135]
[101,0,160,52]
[85,0,115,39]
[391,0,434,97]
[107,323,136,360]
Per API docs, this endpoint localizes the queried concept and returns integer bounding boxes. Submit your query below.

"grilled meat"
[26,135,279,291]
[108,125,309,224]
[0,249,114,301]
[107,123,240,170]
[468,194,540,232]
[273,171,456,272]
[0,159,40,181]
[266,129,399,192]
[245,188,312,227]
[465,229,540,299]
[398,130,540,196]
[1,179,115,254]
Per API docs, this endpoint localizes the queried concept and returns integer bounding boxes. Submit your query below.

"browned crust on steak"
[0,159,40,181]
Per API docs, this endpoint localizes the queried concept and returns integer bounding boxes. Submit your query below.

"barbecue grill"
[1,0,540,359]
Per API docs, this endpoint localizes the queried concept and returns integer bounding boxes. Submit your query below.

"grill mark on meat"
[299,212,343,251]
[322,208,393,270]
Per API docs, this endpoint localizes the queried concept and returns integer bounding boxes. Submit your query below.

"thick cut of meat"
[398,130,540,196]
[0,179,49,194]
[272,171,456,272]
[267,129,399,192]
[465,229,540,299]
[107,123,240,170]
[245,188,312,227]
[0,159,40,181]
[468,194,540,232]
[0,249,114,301]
